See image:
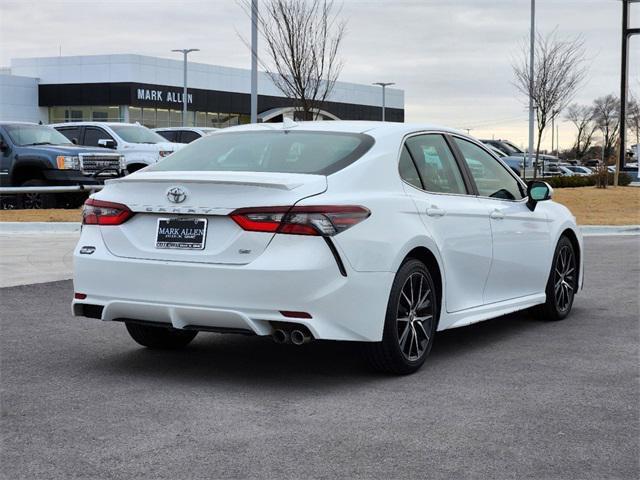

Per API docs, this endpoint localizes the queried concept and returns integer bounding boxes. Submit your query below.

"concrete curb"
[0,222,81,234]
[1,222,639,236]
[580,225,640,236]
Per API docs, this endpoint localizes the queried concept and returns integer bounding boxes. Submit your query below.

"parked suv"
[52,122,184,173]
[0,122,124,208]
[153,127,218,144]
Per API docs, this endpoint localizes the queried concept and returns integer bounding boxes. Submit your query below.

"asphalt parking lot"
[1,236,638,480]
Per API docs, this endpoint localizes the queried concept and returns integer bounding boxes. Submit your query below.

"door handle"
[490,210,505,220]
[426,206,446,217]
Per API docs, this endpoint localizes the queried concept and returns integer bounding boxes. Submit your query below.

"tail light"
[230,205,370,236]
[82,198,134,225]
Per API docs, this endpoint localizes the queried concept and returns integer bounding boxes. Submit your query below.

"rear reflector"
[74,292,87,299]
[82,198,134,226]
[280,310,313,319]
[230,205,370,236]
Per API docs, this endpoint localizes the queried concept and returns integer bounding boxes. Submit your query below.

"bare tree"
[240,0,345,120]
[565,103,597,160]
[513,30,588,177]
[628,94,640,154]
[591,94,621,188]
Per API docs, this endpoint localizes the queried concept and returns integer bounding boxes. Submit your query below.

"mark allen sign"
[136,88,193,105]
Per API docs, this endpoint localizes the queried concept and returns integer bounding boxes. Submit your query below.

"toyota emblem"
[166,186,187,204]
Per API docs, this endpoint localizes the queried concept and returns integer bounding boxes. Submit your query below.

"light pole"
[527,0,536,180]
[373,82,395,121]
[250,0,258,123]
[172,48,200,126]
[551,109,558,155]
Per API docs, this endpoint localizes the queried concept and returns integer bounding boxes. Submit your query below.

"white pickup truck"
[52,122,184,173]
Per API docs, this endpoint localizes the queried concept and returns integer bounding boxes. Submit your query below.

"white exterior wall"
[10,54,404,109]
[0,74,47,123]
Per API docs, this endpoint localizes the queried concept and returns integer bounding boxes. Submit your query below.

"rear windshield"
[111,125,167,144]
[149,130,374,175]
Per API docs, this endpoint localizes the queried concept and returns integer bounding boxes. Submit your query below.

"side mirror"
[0,141,8,153]
[98,139,116,149]
[71,138,78,145]
[527,180,553,211]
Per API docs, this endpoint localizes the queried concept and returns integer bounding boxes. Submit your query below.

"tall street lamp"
[527,0,536,179]
[172,48,200,126]
[373,82,395,121]
[250,0,259,123]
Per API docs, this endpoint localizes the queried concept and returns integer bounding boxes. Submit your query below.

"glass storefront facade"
[49,106,123,123]
[49,105,251,129]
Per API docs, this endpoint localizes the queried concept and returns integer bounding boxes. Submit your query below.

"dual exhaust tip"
[272,328,312,345]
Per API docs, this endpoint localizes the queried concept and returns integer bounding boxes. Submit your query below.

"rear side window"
[156,130,177,142]
[398,145,422,189]
[405,134,467,195]
[181,130,201,143]
[57,126,81,143]
[150,131,374,175]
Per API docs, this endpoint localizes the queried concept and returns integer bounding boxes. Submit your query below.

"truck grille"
[79,154,122,175]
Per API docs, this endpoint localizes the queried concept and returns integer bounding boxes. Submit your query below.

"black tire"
[365,259,438,375]
[125,322,197,349]
[17,179,57,209]
[537,236,577,321]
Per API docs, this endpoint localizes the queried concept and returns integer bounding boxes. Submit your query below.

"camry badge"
[166,186,187,204]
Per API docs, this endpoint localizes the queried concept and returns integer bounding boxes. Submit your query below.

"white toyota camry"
[72,121,583,374]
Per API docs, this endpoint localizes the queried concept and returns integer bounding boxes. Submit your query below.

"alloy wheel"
[22,193,43,209]
[396,272,434,361]
[554,245,575,313]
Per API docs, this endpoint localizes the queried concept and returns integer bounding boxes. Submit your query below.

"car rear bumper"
[72,226,394,341]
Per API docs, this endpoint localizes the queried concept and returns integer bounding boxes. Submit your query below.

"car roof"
[0,121,43,126]
[152,127,213,132]
[49,122,143,128]
[222,120,467,137]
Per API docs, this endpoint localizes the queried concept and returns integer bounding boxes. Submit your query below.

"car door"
[451,136,551,304]
[0,129,12,187]
[399,133,493,313]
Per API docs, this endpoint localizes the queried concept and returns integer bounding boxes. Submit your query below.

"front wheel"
[537,236,577,321]
[125,322,197,349]
[365,259,438,375]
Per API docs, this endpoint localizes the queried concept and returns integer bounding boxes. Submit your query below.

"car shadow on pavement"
[83,307,559,387]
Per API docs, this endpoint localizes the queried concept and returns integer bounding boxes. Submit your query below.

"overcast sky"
[0,0,638,149]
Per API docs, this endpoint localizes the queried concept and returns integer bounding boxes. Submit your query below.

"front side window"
[57,126,81,143]
[83,128,114,147]
[150,131,374,175]
[453,137,525,200]
[405,134,466,195]
[180,130,201,143]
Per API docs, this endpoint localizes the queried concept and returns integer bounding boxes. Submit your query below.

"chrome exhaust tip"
[290,329,312,346]
[272,329,290,344]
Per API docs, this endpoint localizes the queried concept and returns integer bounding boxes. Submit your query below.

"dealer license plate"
[156,218,207,250]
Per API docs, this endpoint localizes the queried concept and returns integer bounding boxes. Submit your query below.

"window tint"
[398,145,422,189]
[57,127,81,144]
[453,137,525,200]
[150,131,374,175]
[405,134,466,194]
[156,130,177,142]
[83,127,114,147]
[181,130,201,143]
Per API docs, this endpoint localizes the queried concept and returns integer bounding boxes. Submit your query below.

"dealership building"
[0,54,404,128]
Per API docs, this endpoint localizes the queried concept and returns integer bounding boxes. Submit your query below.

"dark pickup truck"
[0,122,125,208]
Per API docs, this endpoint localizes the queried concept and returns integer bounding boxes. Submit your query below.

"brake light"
[230,205,370,236]
[82,198,134,225]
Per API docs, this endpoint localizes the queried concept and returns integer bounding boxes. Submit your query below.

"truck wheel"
[125,322,197,349]
[18,179,57,209]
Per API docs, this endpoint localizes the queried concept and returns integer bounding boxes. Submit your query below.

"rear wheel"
[17,179,57,209]
[365,259,438,375]
[125,322,197,349]
[537,236,577,321]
